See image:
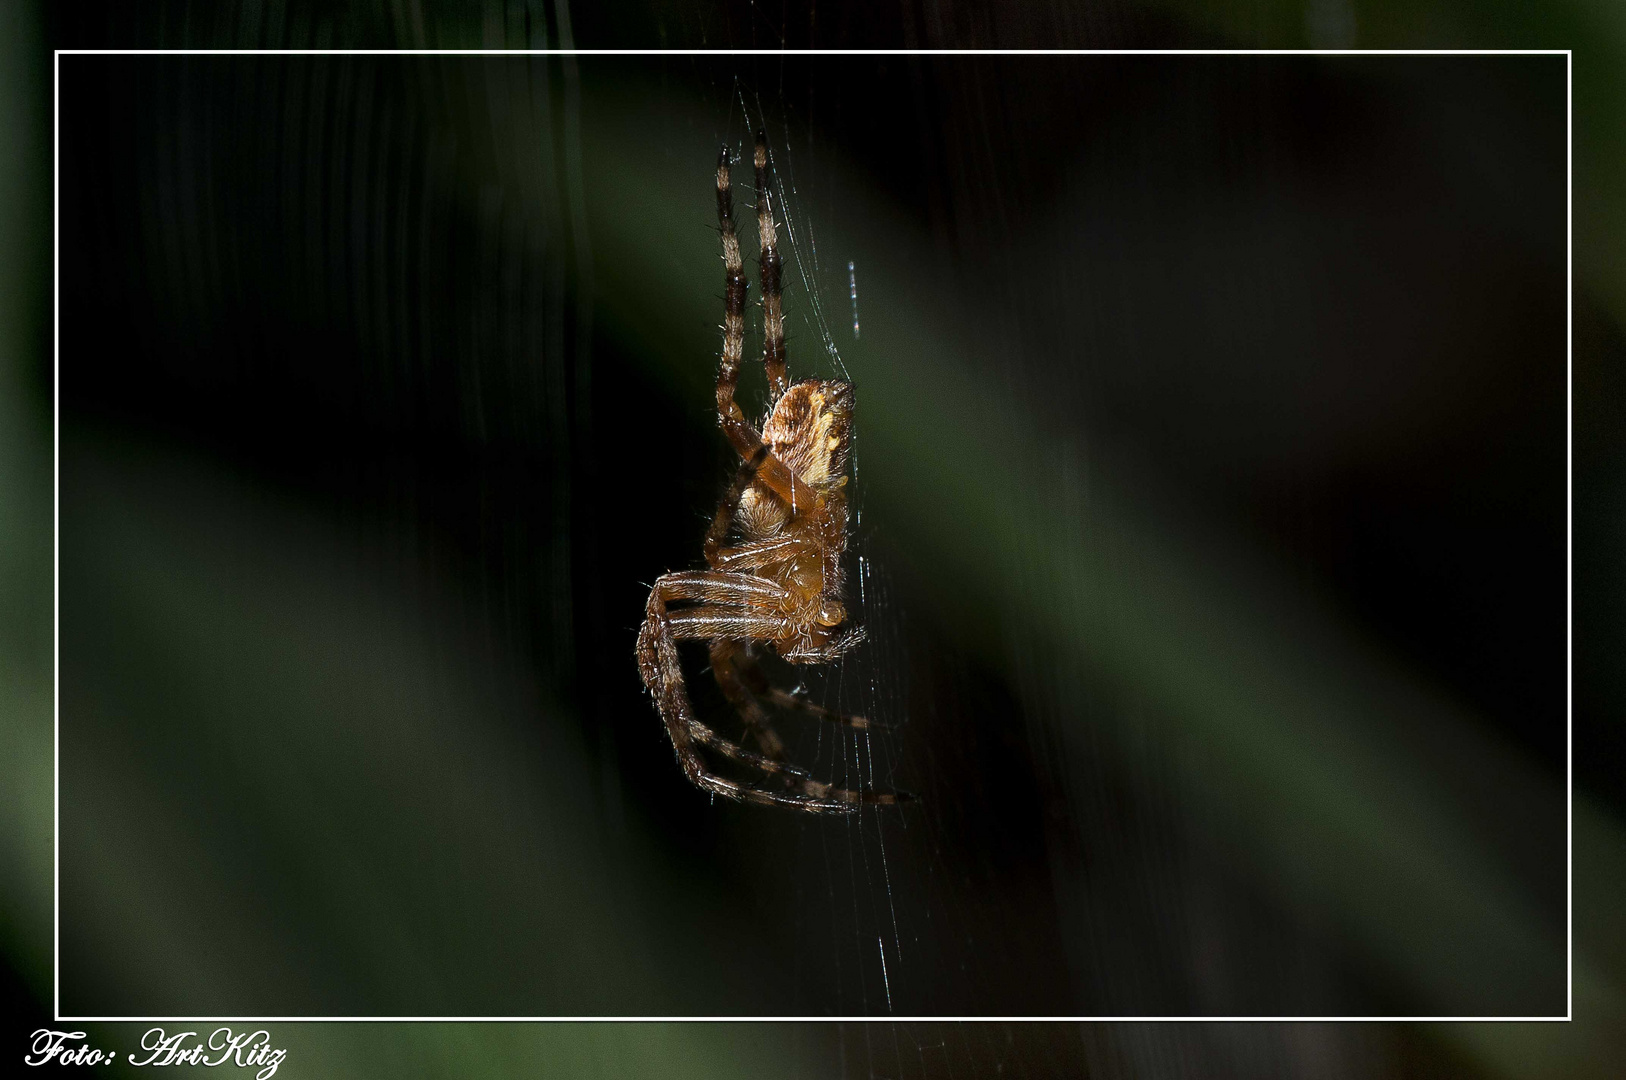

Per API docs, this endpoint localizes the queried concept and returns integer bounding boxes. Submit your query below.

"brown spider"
[635,134,911,814]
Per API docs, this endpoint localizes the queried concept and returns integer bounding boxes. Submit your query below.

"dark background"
[2,1,1620,1076]
[55,52,1564,1020]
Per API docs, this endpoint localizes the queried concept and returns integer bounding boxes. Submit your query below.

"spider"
[635,134,911,814]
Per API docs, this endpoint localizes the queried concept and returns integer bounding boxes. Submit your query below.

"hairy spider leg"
[668,601,907,809]
[638,573,903,810]
[710,639,790,760]
[735,650,878,731]
[697,449,837,762]
[754,132,790,403]
[714,149,819,515]
[696,418,878,746]
[629,589,810,785]
[701,447,821,571]
[685,718,807,780]
[638,579,850,812]
[701,445,764,565]
[715,146,748,428]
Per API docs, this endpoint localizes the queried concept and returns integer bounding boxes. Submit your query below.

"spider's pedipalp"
[781,624,867,664]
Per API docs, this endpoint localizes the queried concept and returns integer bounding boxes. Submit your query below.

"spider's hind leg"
[715,145,748,428]
[754,132,790,401]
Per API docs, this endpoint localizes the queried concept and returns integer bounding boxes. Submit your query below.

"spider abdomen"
[762,379,854,489]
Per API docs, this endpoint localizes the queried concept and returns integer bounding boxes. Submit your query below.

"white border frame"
[50,46,1574,1025]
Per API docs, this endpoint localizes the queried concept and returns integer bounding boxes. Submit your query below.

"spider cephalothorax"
[634,135,910,813]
